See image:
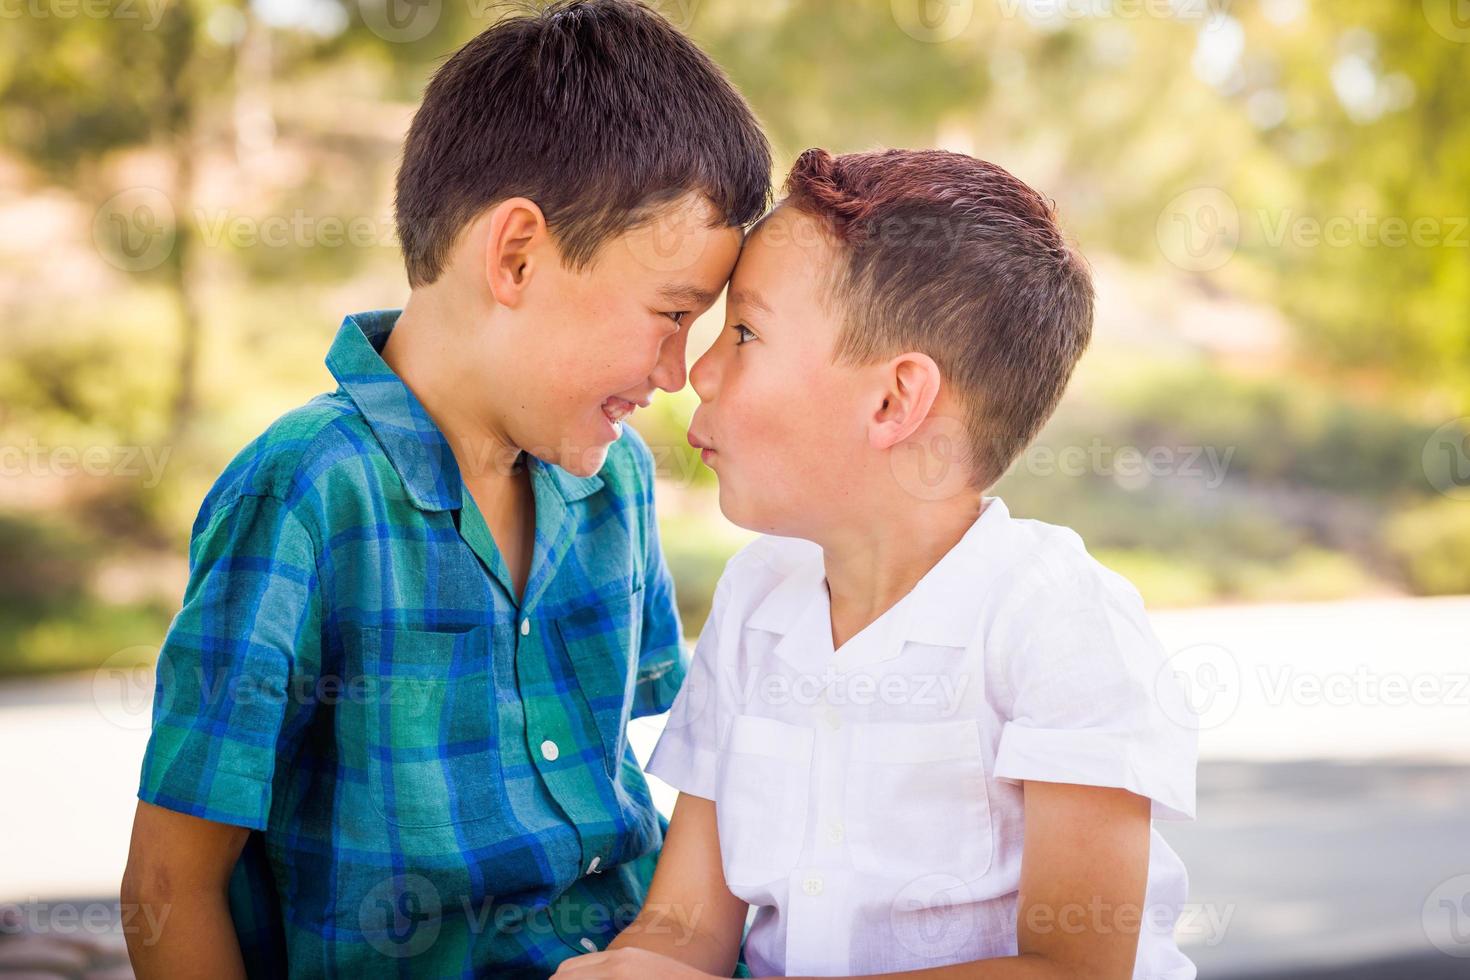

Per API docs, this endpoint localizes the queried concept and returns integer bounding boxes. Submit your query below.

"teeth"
[602,398,635,425]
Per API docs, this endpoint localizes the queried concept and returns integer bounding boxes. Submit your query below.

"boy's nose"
[649,330,689,393]
[689,345,717,401]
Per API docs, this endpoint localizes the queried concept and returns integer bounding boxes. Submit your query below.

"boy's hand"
[552,947,716,979]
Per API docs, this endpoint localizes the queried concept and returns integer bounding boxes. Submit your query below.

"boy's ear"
[868,352,943,451]
[484,197,548,307]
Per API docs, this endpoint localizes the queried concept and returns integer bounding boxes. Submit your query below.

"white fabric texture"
[646,497,1198,978]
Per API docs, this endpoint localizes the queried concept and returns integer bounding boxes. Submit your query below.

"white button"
[520,618,531,636]
[826,821,845,843]
[801,875,824,896]
[823,706,842,730]
[578,937,597,952]
[587,856,601,874]
[540,739,559,761]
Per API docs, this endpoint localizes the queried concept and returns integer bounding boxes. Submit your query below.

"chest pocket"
[556,585,644,781]
[715,714,814,891]
[846,719,994,882]
[340,624,500,829]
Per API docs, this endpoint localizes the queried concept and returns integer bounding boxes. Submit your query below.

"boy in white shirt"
[555,147,1198,979]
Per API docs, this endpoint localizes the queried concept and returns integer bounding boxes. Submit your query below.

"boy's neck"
[382,291,523,494]
[818,493,985,651]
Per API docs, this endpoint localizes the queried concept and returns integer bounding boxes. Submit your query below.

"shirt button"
[801,875,824,896]
[826,821,845,843]
[823,706,842,730]
[540,739,559,761]
[587,856,601,874]
[520,618,531,636]
[578,937,597,952]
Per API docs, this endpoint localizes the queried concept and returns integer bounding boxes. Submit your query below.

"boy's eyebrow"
[728,288,772,315]
[657,284,718,308]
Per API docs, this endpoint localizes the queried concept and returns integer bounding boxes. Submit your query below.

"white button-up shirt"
[647,498,1198,978]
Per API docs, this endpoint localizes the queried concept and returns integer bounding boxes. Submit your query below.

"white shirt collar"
[746,496,1019,654]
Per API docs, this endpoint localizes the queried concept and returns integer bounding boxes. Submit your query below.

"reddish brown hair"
[782,147,1094,488]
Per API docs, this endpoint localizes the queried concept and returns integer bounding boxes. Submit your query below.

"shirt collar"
[325,309,604,512]
[746,497,1017,651]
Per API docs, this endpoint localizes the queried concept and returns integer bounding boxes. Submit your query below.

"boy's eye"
[664,311,689,326]
[732,323,756,346]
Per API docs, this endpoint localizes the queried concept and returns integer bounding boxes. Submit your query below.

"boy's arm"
[555,792,748,977]
[776,781,1152,980]
[126,490,324,977]
[121,801,251,980]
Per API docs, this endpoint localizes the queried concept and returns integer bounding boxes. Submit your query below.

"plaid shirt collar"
[326,309,604,513]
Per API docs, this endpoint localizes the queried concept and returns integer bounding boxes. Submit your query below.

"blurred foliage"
[994,362,1457,605]
[0,512,173,675]
[1387,499,1470,595]
[0,0,1468,674]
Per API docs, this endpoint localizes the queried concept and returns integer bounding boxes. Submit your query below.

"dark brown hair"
[395,0,772,287]
[783,147,1094,489]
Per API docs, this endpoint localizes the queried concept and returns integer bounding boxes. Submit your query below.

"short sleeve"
[644,573,730,801]
[631,506,687,719]
[138,492,323,830]
[991,579,1197,821]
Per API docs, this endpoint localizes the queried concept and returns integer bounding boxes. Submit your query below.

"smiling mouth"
[602,394,655,435]
[602,396,639,427]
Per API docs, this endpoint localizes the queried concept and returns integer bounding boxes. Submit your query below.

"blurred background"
[1,0,1468,976]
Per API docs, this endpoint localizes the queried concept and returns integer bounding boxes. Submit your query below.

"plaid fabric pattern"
[138,310,687,978]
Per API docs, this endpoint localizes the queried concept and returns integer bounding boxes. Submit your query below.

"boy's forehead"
[736,207,835,291]
[616,191,743,285]
[746,206,834,263]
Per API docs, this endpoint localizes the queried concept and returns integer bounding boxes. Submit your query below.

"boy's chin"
[716,481,784,537]
[553,442,611,478]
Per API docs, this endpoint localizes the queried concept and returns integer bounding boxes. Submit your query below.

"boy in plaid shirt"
[121,2,769,976]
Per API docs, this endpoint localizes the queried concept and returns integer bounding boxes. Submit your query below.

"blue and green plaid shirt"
[138,310,687,978]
